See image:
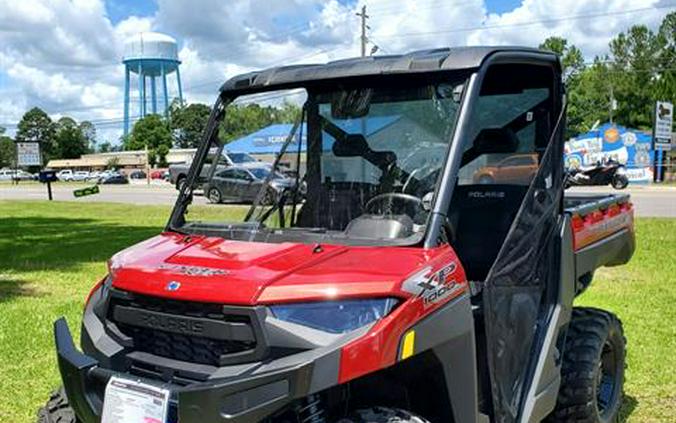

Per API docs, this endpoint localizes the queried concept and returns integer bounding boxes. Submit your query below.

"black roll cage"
[166,51,563,248]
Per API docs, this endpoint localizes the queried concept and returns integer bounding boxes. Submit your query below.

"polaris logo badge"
[138,311,204,335]
[468,191,505,199]
[166,281,181,291]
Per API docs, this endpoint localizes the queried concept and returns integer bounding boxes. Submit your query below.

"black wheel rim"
[596,340,620,419]
[209,188,220,203]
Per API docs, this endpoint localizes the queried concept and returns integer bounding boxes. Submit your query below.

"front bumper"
[54,318,327,423]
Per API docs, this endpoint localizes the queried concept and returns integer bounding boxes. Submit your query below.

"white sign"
[16,142,41,166]
[654,101,673,151]
[102,377,170,423]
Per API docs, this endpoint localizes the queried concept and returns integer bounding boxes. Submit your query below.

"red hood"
[109,232,454,305]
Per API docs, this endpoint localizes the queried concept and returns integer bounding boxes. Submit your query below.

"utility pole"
[356,5,369,57]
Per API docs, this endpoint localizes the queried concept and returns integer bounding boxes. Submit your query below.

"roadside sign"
[16,142,42,166]
[654,101,673,151]
[73,185,100,198]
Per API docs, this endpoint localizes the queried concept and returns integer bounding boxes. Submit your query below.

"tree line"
[2,11,673,169]
[541,12,674,137]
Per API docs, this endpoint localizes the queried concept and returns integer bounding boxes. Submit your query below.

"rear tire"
[611,175,628,190]
[37,387,78,423]
[337,407,430,423]
[176,176,187,191]
[548,307,626,423]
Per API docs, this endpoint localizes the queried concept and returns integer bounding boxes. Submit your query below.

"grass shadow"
[0,278,41,303]
[0,216,160,272]
[619,394,638,422]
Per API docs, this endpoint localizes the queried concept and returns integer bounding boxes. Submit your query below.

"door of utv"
[459,58,565,423]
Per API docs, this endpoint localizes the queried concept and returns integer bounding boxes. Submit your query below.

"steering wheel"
[365,193,425,218]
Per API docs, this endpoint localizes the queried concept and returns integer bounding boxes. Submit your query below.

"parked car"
[0,169,13,181]
[472,153,539,185]
[72,171,90,182]
[169,150,269,190]
[0,169,35,181]
[98,173,128,184]
[204,166,297,204]
[56,169,74,181]
[150,170,165,180]
[129,170,147,180]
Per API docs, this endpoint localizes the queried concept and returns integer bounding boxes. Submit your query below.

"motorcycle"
[565,160,629,190]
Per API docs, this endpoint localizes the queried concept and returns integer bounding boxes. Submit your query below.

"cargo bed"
[564,192,635,293]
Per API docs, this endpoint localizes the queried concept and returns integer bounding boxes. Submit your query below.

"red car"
[43,48,635,423]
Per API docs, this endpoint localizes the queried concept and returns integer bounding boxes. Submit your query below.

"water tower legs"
[151,76,157,114]
[176,66,183,106]
[124,67,130,136]
[161,63,169,117]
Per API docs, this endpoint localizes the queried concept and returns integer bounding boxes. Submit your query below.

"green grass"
[576,218,676,421]
[0,200,674,422]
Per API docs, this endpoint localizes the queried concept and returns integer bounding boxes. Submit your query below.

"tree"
[55,117,88,159]
[79,121,97,152]
[15,107,56,164]
[608,24,661,129]
[98,141,112,153]
[539,36,584,80]
[170,102,211,148]
[106,157,120,170]
[219,102,302,144]
[0,127,15,168]
[539,37,586,136]
[127,114,173,167]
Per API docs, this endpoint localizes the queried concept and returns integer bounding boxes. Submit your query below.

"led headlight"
[270,298,399,334]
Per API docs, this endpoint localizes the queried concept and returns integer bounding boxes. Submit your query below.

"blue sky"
[103,0,524,25]
[1,0,671,141]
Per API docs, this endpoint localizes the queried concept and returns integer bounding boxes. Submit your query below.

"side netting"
[482,110,565,422]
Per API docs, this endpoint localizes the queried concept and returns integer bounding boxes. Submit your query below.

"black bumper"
[54,318,323,423]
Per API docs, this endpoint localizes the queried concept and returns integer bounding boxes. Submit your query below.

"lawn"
[0,200,674,422]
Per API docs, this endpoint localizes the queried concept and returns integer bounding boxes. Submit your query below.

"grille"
[108,291,258,366]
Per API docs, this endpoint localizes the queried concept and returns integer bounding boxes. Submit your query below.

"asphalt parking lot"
[0,182,674,217]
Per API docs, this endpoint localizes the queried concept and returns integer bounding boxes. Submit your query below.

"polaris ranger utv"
[41,47,635,423]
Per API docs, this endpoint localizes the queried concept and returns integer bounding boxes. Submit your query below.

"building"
[564,123,654,183]
[47,148,196,172]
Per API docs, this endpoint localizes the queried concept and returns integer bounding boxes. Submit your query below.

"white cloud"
[0,0,672,143]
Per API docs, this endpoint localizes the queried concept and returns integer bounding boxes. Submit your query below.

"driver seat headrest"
[473,127,519,154]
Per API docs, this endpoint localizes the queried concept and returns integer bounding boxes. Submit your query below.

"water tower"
[122,32,183,136]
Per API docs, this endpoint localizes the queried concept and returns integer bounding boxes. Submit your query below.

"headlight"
[270,298,399,334]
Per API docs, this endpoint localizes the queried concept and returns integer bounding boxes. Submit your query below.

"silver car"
[205,167,296,204]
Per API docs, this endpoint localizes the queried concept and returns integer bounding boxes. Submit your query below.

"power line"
[377,4,676,39]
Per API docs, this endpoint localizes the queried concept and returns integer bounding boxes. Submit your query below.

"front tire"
[338,407,430,423]
[37,387,78,423]
[208,187,223,204]
[549,307,626,423]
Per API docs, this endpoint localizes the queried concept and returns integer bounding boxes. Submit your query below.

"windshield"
[228,152,256,163]
[175,78,466,246]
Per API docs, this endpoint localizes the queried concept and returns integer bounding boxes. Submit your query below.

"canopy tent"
[224,116,401,155]
[564,123,654,183]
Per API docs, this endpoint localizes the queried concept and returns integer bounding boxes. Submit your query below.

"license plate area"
[102,376,170,423]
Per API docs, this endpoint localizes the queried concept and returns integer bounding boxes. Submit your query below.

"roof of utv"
[220,46,557,94]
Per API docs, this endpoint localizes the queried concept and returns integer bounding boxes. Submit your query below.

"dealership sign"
[16,142,42,166]
[654,101,673,151]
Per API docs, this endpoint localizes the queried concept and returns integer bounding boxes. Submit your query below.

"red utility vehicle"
[42,47,634,423]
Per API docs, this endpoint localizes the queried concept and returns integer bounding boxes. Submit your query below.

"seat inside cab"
[447,63,555,282]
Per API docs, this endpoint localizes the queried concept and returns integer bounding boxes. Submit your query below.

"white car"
[73,171,90,181]
[57,169,74,181]
[0,169,35,181]
[0,169,16,181]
